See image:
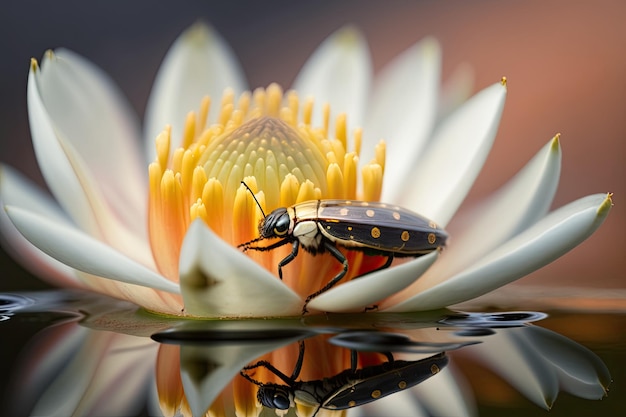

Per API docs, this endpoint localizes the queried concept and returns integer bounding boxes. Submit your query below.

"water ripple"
[0,293,35,321]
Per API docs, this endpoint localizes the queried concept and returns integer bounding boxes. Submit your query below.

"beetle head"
[257,384,294,409]
[260,207,291,238]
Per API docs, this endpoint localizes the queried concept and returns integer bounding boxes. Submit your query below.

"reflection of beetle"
[238,182,448,311]
[240,341,448,413]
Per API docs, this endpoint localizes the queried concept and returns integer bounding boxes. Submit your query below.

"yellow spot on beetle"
[371,389,382,399]
[398,381,407,389]
[401,231,410,241]
[347,226,353,231]
[348,400,356,407]
[371,227,381,238]
[431,364,440,374]
[428,233,436,244]
[393,211,401,220]
[366,209,375,217]
[340,207,349,216]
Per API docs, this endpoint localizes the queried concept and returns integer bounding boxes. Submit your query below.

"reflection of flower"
[358,325,611,416]
[0,23,612,317]
[7,302,612,417]
[10,322,157,417]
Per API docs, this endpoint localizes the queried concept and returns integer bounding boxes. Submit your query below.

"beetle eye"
[258,386,291,410]
[273,215,290,236]
[272,392,291,409]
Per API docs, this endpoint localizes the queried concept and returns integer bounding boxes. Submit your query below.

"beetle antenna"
[237,235,266,250]
[239,369,263,386]
[241,181,266,218]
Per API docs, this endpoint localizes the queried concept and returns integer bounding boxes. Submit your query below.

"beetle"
[240,340,448,414]
[238,182,448,311]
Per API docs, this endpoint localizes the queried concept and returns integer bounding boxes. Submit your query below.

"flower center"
[148,83,386,288]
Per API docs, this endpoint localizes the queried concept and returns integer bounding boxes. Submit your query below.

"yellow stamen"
[296,179,319,202]
[155,127,171,169]
[375,140,386,174]
[362,164,383,202]
[322,103,330,137]
[303,98,314,126]
[181,112,196,150]
[201,178,224,237]
[266,83,283,117]
[197,96,210,134]
[190,199,208,224]
[191,166,207,203]
[343,153,358,200]
[353,127,362,157]
[233,183,259,245]
[335,113,347,150]
[148,85,386,286]
[280,174,300,207]
[326,163,344,199]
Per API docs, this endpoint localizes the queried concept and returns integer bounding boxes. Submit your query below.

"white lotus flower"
[0,23,612,317]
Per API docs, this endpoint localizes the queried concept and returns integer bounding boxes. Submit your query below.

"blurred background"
[1,0,624,292]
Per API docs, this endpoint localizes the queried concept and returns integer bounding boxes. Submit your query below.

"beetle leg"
[241,340,305,384]
[278,241,299,280]
[289,340,305,379]
[302,241,348,313]
[241,360,295,385]
[350,349,358,372]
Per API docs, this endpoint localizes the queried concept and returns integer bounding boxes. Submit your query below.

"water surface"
[1,290,623,416]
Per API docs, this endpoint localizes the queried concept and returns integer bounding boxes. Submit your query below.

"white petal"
[529,326,610,400]
[415,136,562,284]
[5,205,179,293]
[292,26,371,131]
[30,331,156,417]
[179,220,302,317]
[28,60,98,235]
[411,365,477,417]
[384,193,612,312]
[0,165,79,282]
[37,49,147,236]
[28,60,154,265]
[463,328,559,409]
[364,38,441,202]
[307,251,438,313]
[144,23,247,161]
[399,81,507,226]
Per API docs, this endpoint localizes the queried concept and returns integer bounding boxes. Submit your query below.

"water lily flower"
[0,23,613,317]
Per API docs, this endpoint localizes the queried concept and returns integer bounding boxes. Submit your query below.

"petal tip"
[182,21,214,45]
[30,57,39,72]
[420,36,441,56]
[598,193,613,216]
[332,25,365,48]
[547,133,562,160]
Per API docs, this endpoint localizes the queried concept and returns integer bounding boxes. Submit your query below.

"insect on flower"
[240,340,448,413]
[238,182,448,312]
